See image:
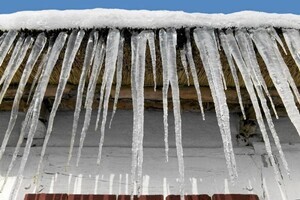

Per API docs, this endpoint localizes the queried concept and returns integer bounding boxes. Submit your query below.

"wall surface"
[0,110,299,200]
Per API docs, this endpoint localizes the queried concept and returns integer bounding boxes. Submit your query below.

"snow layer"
[1,9,300,30]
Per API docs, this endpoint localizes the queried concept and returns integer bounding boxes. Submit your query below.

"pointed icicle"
[179,46,190,86]
[0,33,47,163]
[223,29,288,200]
[185,28,205,120]
[109,34,124,128]
[159,30,170,163]
[144,31,157,91]
[252,29,300,138]
[160,28,185,200]
[235,29,278,119]
[225,29,290,177]
[283,29,300,72]
[268,27,287,55]
[0,30,18,68]
[95,29,120,167]
[193,28,237,182]
[0,36,33,104]
[220,31,246,119]
[27,36,55,104]
[68,30,98,166]
[35,30,85,189]
[8,32,67,200]
[76,38,106,167]
[0,34,25,85]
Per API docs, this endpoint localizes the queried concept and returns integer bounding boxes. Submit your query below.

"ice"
[185,28,205,120]
[251,29,300,138]
[9,32,67,200]
[282,29,300,71]
[68,31,98,166]
[35,30,85,187]
[222,29,287,199]
[0,33,47,162]
[219,31,246,119]
[0,36,33,103]
[235,29,278,118]
[94,29,120,166]
[160,28,185,199]
[146,31,157,91]
[0,30,18,68]
[267,27,287,55]
[109,34,124,128]
[179,46,190,86]
[159,29,170,163]
[27,36,55,103]
[193,28,237,182]
[0,34,25,85]
[76,37,105,166]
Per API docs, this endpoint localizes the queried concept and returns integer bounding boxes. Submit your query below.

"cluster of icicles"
[0,27,299,200]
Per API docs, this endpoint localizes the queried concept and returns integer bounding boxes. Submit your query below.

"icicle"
[219,31,246,119]
[0,30,18,68]
[8,32,67,200]
[0,33,47,162]
[109,33,124,128]
[160,29,185,199]
[76,37,106,167]
[27,36,55,104]
[159,30,170,163]
[34,30,85,189]
[252,29,300,138]
[179,46,190,86]
[0,34,25,85]
[225,30,290,176]
[67,30,98,166]
[185,28,205,120]
[267,27,287,55]
[282,29,300,72]
[193,28,237,182]
[235,29,278,119]
[94,29,120,167]
[0,33,6,45]
[222,29,287,200]
[146,31,157,91]
[0,36,33,103]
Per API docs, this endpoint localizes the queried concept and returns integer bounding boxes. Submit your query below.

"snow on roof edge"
[0,8,300,30]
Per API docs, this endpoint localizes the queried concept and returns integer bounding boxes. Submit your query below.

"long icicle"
[146,30,157,91]
[67,30,98,166]
[235,29,278,119]
[223,29,287,200]
[35,30,85,190]
[76,37,106,166]
[159,29,170,163]
[185,28,205,120]
[194,28,238,182]
[95,29,120,166]
[0,30,18,68]
[219,31,246,120]
[160,28,185,199]
[9,32,67,200]
[0,33,47,162]
[180,46,190,86]
[109,33,124,128]
[283,29,300,71]
[0,36,33,103]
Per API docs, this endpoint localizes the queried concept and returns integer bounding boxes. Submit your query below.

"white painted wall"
[0,110,299,200]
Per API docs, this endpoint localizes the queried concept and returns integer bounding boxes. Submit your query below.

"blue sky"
[1,0,300,14]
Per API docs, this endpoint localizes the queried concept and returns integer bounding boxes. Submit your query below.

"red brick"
[68,194,117,200]
[166,195,211,200]
[24,194,68,200]
[212,194,259,200]
[117,195,164,200]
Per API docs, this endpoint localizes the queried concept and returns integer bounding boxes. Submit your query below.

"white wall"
[0,110,299,200]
